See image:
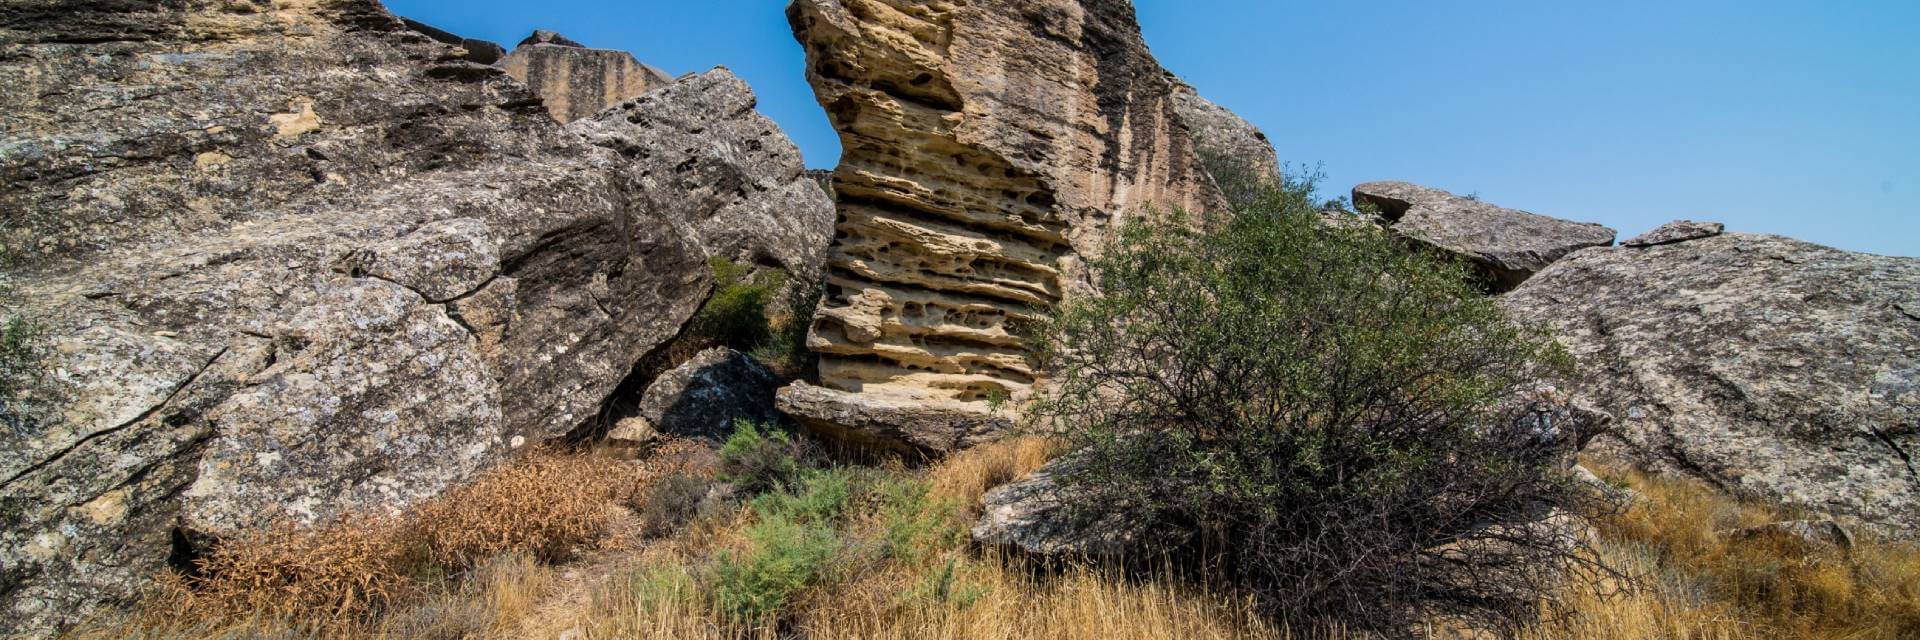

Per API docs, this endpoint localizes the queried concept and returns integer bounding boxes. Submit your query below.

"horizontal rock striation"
[0,1,828,634]
[1502,232,1920,535]
[501,30,674,123]
[786,0,1232,448]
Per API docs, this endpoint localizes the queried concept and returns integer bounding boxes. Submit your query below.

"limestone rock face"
[1353,181,1617,291]
[631,348,784,444]
[1502,233,1920,536]
[571,69,837,278]
[776,382,1012,455]
[785,0,1230,448]
[0,2,815,633]
[500,30,674,123]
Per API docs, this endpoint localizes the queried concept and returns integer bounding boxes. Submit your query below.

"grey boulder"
[1502,233,1920,536]
[629,348,784,444]
[1352,181,1617,291]
[571,69,836,280]
[775,382,1012,455]
[971,455,1185,558]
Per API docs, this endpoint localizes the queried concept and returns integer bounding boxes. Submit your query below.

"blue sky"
[386,0,1918,257]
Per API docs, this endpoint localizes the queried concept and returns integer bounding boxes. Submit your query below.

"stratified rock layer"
[1503,233,1920,535]
[786,0,1230,446]
[0,2,824,634]
[1353,181,1616,291]
[500,30,674,123]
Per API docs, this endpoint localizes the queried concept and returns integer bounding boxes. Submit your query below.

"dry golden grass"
[1521,462,1920,640]
[65,439,1920,640]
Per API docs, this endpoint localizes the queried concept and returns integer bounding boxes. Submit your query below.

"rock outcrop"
[500,30,674,123]
[972,455,1185,557]
[1352,182,1616,292]
[1170,81,1279,179]
[571,69,837,278]
[0,1,824,633]
[399,17,506,64]
[1621,219,1724,247]
[1503,233,1920,535]
[784,0,1236,451]
[627,348,785,444]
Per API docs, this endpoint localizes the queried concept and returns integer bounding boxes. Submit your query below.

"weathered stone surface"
[1497,384,1614,472]
[1622,219,1725,248]
[0,1,816,633]
[972,455,1184,557]
[630,348,784,444]
[1170,81,1279,179]
[1353,181,1617,291]
[500,30,674,123]
[399,17,505,64]
[1502,233,1920,536]
[571,69,836,278]
[785,0,1229,449]
[776,382,1012,455]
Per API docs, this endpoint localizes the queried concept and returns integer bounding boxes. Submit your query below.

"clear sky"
[386,0,1918,257]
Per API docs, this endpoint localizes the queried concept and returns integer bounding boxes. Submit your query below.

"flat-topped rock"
[775,382,1013,455]
[1622,219,1725,247]
[1352,181,1616,291]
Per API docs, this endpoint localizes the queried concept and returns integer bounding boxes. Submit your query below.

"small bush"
[1034,157,1582,631]
[407,449,651,570]
[718,420,813,495]
[749,469,853,525]
[691,258,784,352]
[638,474,717,538]
[711,515,841,624]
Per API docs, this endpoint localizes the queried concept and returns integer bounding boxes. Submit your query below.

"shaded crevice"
[1865,423,1920,485]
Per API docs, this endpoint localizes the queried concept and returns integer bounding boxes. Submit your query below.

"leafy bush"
[718,420,814,495]
[1033,158,1582,631]
[711,514,841,624]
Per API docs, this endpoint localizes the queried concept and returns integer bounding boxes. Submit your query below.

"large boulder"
[500,30,674,123]
[399,17,506,64]
[0,1,820,634]
[783,0,1238,451]
[1352,181,1616,292]
[1502,232,1920,536]
[571,69,837,279]
[776,382,1013,455]
[972,455,1184,558]
[626,348,784,444]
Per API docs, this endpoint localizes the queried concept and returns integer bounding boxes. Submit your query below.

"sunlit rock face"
[501,29,674,123]
[785,0,1234,448]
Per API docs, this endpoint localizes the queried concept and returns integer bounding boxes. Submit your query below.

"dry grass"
[1522,462,1920,640]
[66,440,1920,640]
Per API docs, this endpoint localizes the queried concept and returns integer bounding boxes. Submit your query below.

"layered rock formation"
[0,1,827,633]
[1503,230,1920,535]
[501,30,674,123]
[785,0,1240,450]
[1353,181,1617,291]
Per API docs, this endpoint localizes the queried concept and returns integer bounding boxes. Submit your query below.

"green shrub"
[717,420,812,495]
[1033,157,1581,631]
[691,258,783,350]
[748,469,853,526]
[874,478,964,565]
[710,515,839,624]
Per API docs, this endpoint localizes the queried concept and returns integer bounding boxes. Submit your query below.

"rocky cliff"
[783,0,1253,451]
[501,30,675,123]
[0,1,828,633]
[1503,228,1920,535]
